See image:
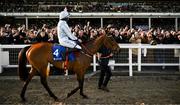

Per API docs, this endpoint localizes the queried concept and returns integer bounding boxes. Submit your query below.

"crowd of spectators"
[0,1,180,12]
[0,23,180,45]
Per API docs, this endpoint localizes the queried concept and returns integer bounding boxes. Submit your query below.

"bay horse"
[18,34,120,101]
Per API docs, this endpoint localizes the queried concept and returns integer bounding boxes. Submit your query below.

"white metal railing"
[0,44,180,76]
[1,12,180,18]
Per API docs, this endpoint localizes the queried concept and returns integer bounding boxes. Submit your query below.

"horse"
[18,34,120,101]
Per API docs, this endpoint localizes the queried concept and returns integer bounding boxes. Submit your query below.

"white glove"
[78,39,82,43]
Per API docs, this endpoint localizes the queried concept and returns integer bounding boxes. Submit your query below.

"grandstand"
[0,0,179,32]
[0,0,180,30]
[0,0,180,12]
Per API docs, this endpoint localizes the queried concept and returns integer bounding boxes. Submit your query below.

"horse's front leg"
[66,74,88,99]
[66,74,81,98]
[67,87,79,98]
[78,77,88,99]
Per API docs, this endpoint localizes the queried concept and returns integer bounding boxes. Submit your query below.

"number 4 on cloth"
[53,49,59,57]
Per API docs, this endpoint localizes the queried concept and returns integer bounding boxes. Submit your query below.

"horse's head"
[103,34,120,52]
[83,34,120,54]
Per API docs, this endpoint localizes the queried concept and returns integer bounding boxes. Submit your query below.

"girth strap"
[64,48,69,70]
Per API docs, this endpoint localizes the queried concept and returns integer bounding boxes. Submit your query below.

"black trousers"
[98,63,112,87]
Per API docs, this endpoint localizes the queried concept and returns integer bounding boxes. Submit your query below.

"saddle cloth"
[52,45,75,61]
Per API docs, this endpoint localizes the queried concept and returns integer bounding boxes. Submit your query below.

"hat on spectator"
[59,7,70,20]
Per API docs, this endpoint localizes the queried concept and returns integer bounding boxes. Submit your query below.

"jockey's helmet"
[59,7,70,20]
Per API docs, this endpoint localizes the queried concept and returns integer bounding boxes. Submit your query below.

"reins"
[78,35,105,58]
[80,44,94,58]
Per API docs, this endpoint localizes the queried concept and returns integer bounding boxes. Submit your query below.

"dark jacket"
[98,45,112,65]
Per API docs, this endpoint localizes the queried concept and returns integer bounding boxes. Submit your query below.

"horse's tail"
[18,46,31,81]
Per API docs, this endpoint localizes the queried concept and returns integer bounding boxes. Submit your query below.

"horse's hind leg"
[40,75,58,101]
[20,67,36,101]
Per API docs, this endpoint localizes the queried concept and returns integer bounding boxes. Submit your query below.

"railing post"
[109,60,115,70]
[101,18,103,28]
[93,55,96,72]
[0,45,2,73]
[143,48,147,57]
[129,48,133,76]
[138,44,141,72]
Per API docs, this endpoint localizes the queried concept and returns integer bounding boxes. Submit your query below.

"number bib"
[52,45,75,61]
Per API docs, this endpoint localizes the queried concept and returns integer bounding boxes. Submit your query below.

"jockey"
[57,8,82,50]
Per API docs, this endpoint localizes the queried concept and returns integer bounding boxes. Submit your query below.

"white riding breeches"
[59,38,82,49]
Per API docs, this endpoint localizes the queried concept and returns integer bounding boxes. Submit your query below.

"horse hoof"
[67,93,71,98]
[81,94,89,99]
[21,97,26,102]
[53,96,59,101]
[54,98,59,102]
[83,96,89,99]
[20,95,26,102]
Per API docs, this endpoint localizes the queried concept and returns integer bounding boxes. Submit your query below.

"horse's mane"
[81,38,95,45]
[81,35,103,46]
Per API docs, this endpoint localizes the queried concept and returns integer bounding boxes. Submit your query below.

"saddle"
[52,45,77,61]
